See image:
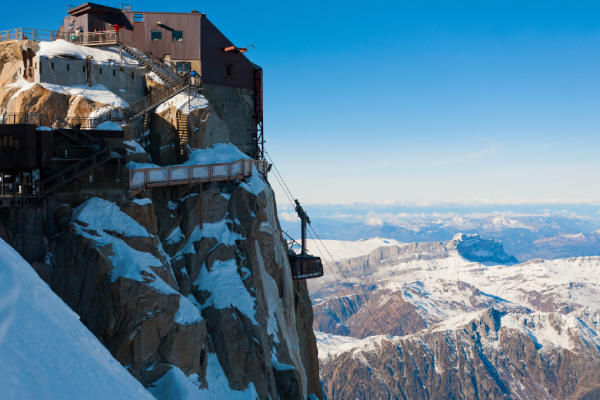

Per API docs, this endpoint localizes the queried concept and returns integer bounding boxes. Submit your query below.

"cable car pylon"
[288,199,324,280]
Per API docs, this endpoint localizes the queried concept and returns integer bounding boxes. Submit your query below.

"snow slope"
[38,40,140,66]
[9,80,129,107]
[0,237,155,400]
[127,143,252,170]
[154,91,209,115]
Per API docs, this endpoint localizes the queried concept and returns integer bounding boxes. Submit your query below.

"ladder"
[177,111,189,154]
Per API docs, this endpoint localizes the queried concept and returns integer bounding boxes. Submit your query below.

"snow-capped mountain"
[281,215,600,262]
[311,235,600,399]
[319,308,600,399]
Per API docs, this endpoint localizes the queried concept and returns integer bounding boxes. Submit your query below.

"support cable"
[266,148,389,337]
[265,148,398,384]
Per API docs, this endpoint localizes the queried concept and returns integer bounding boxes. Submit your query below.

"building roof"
[67,2,122,16]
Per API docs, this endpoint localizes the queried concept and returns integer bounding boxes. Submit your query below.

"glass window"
[172,31,183,42]
[225,64,232,77]
[176,62,191,73]
[134,14,144,22]
[151,30,162,41]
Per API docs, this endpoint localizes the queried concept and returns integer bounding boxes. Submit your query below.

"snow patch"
[195,260,257,324]
[174,295,203,325]
[132,198,152,206]
[148,353,259,400]
[154,91,209,115]
[9,80,129,107]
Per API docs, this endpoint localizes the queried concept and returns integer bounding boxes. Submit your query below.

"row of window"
[20,63,136,79]
[151,30,183,42]
[1,136,20,151]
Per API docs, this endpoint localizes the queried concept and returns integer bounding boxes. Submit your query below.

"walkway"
[129,159,269,196]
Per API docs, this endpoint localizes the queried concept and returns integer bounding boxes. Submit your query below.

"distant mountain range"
[281,214,600,262]
[310,234,600,399]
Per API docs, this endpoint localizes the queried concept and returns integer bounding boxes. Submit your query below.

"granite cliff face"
[40,178,322,399]
[0,40,322,399]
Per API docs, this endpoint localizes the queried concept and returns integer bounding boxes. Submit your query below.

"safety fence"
[54,31,118,46]
[0,28,58,43]
[0,111,128,130]
[129,159,268,195]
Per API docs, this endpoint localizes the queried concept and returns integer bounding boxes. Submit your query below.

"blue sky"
[3,0,599,208]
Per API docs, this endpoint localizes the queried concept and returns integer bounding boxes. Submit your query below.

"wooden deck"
[129,159,269,197]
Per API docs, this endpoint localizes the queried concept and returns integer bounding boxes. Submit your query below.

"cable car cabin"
[289,253,324,281]
[288,199,324,280]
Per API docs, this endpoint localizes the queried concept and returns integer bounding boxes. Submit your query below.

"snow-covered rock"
[0,237,155,400]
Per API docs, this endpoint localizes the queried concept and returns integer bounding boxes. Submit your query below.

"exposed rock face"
[0,40,322,399]
[37,176,322,399]
[319,308,600,400]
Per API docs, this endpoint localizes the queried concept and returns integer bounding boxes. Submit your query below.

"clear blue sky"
[3,1,599,205]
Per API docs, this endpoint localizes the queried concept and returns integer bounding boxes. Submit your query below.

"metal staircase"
[39,147,113,196]
[118,36,179,85]
[128,74,198,120]
[177,111,189,154]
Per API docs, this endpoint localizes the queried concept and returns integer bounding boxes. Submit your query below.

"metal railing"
[0,28,58,43]
[129,159,268,195]
[129,74,199,119]
[0,111,127,130]
[118,35,180,84]
[54,31,118,46]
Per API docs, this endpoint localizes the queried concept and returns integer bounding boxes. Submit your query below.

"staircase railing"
[117,35,179,84]
[39,147,113,196]
[129,74,198,119]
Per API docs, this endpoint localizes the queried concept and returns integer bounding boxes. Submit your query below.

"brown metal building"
[59,3,263,158]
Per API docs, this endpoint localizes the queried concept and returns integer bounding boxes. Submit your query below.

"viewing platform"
[129,159,269,197]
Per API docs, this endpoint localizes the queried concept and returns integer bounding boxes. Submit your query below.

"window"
[99,68,102,74]
[67,64,70,71]
[134,14,144,22]
[172,31,183,42]
[34,62,37,70]
[132,72,134,79]
[51,62,54,70]
[225,64,233,77]
[83,66,85,72]
[14,139,19,151]
[113,69,116,76]
[176,62,191,73]
[151,31,162,41]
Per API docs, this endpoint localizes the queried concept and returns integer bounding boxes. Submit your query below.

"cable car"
[288,199,323,280]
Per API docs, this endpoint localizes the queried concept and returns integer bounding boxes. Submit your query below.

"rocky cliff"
[0,41,322,399]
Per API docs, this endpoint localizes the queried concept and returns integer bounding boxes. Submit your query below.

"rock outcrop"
[32,173,323,399]
[0,40,323,399]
